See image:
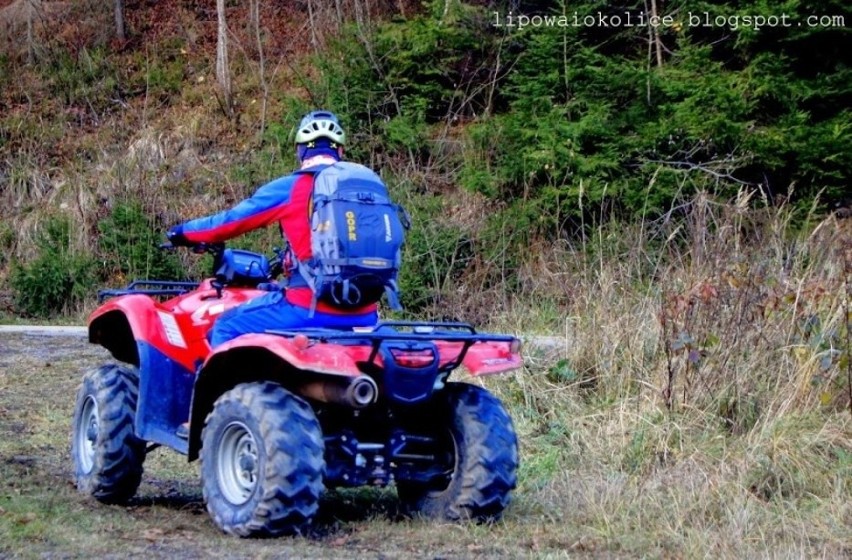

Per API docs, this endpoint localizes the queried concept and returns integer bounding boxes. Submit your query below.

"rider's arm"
[168,175,300,244]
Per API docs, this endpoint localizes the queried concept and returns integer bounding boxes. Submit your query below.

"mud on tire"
[201,382,325,537]
[397,382,519,522]
[71,364,146,504]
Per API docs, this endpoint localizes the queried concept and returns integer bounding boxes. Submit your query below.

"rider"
[167,110,379,347]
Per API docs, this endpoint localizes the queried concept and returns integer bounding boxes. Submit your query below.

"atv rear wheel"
[201,382,325,537]
[71,364,146,504]
[397,382,518,522]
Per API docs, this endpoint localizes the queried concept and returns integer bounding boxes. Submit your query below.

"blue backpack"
[297,162,408,315]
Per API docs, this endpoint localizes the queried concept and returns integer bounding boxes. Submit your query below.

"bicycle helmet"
[294,110,346,146]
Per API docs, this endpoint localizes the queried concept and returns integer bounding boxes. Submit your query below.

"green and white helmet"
[294,110,346,146]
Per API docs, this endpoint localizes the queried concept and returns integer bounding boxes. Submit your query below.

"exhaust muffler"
[297,375,378,408]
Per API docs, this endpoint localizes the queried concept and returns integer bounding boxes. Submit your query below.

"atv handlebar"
[160,241,283,284]
[159,241,225,255]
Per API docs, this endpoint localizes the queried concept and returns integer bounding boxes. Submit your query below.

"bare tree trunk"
[650,0,663,68]
[251,0,268,142]
[216,0,232,117]
[486,37,503,118]
[334,0,344,30]
[353,0,367,32]
[114,0,126,41]
[26,0,36,65]
[249,0,258,31]
[644,0,653,104]
[307,0,319,51]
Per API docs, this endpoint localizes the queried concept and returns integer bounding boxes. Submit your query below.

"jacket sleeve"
[169,175,299,244]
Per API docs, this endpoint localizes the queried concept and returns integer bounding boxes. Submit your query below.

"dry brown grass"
[1,196,850,557]
[478,195,852,558]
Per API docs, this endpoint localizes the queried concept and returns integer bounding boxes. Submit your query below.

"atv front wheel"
[201,382,325,537]
[71,364,146,504]
[397,382,519,522]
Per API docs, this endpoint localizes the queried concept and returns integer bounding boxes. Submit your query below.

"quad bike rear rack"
[269,321,520,374]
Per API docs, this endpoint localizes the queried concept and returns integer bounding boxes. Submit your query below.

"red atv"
[71,243,522,536]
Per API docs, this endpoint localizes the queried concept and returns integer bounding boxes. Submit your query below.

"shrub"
[396,191,474,315]
[125,38,187,102]
[40,47,119,112]
[97,201,184,283]
[10,216,96,317]
[0,222,13,269]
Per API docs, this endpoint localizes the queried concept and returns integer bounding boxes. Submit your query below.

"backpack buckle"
[332,278,362,307]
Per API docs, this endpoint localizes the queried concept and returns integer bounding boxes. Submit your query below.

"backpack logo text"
[346,211,357,241]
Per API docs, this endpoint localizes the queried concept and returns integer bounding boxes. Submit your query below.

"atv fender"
[459,341,523,376]
[88,295,161,366]
[89,296,200,454]
[187,333,366,460]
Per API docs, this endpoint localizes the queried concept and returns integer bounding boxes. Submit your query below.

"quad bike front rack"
[98,280,200,302]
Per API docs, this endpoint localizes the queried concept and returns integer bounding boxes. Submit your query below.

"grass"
[1,315,850,558]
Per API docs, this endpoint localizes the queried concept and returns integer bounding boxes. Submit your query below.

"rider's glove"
[166,225,191,247]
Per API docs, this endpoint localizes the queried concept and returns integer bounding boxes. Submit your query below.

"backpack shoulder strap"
[291,162,334,177]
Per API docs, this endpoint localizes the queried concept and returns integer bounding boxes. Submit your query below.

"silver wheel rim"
[77,395,98,474]
[217,421,259,505]
[427,429,459,496]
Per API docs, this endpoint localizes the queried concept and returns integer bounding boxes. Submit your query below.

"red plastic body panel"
[458,341,523,375]
[89,278,524,378]
[88,280,267,372]
[206,333,372,377]
[204,336,522,377]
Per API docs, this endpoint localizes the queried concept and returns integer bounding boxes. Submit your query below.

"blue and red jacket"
[169,160,377,315]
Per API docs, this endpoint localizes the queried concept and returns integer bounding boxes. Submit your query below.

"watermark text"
[492,11,846,32]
